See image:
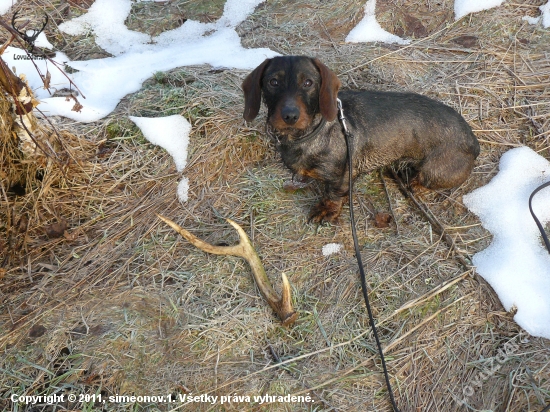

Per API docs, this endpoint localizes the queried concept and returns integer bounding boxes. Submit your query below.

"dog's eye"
[303,79,313,88]
[269,78,278,87]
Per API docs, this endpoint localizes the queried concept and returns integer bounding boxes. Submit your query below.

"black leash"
[337,98,401,412]
[529,180,550,254]
[337,97,549,412]
[529,182,550,412]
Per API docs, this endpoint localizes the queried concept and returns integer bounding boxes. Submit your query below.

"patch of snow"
[345,0,410,45]
[523,1,550,28]
[523,15,542,25]
[219,0,266,27]
[34,32,54,50]
[4,46,71,95]
[4,0,277,122]
[59,0,149,56]
[454,0,505,21]
[463,146,550,339]
[542,1,550,28]
[129,115,190,173]
[322,243,343,256]
[0,0,16,15]
[177,177,189,203]
[129,115,191,202]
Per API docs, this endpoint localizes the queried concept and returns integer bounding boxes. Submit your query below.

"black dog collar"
[267,117,327,148]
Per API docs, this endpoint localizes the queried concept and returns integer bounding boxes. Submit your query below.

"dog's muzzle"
[281,105,300,125]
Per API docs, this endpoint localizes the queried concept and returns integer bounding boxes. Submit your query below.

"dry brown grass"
[1,0,550,411]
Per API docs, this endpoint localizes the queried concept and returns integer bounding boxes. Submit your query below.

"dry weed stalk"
[0,14,84,168]
[0,59,43,170]
[0,13,93,268]
[158,214,298,326]
[0,22,49,160]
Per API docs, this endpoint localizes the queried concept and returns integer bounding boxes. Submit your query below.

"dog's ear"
[312,58,341,122]
[242,59,270,122]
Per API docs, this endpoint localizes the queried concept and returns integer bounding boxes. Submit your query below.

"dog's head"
[242,56,341,134]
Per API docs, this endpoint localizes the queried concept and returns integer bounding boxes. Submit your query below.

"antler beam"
[158,215,297,326]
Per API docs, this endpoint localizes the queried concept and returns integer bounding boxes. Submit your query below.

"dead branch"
[158,215,298,326]
[0,14,85,98]
[389,169,473,270]
[0,14,77,161]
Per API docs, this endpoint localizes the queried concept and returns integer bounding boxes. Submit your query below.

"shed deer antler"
[158,215,298,326]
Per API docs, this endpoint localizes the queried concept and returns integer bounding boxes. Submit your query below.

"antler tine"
[158,215,297,326]
[225,219,297,325]
[41,14,49,32]
[11,10,25,37]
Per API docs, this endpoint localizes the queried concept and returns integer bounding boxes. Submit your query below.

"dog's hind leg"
[416,149,476,190]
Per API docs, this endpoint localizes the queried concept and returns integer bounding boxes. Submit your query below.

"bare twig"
[0,15,85,98]
[380,168,400,234]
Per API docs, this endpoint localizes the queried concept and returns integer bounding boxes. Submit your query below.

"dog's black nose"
[281,106,300,125]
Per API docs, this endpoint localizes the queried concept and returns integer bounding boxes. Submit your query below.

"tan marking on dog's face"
[269,96,313,132]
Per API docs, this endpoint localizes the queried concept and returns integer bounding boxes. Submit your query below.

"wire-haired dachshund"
[242,55,480,224]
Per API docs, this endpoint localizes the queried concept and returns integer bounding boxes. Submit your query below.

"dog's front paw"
[308,198,344,224]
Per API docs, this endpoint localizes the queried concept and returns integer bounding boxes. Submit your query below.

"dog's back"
[340,90,480,188]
